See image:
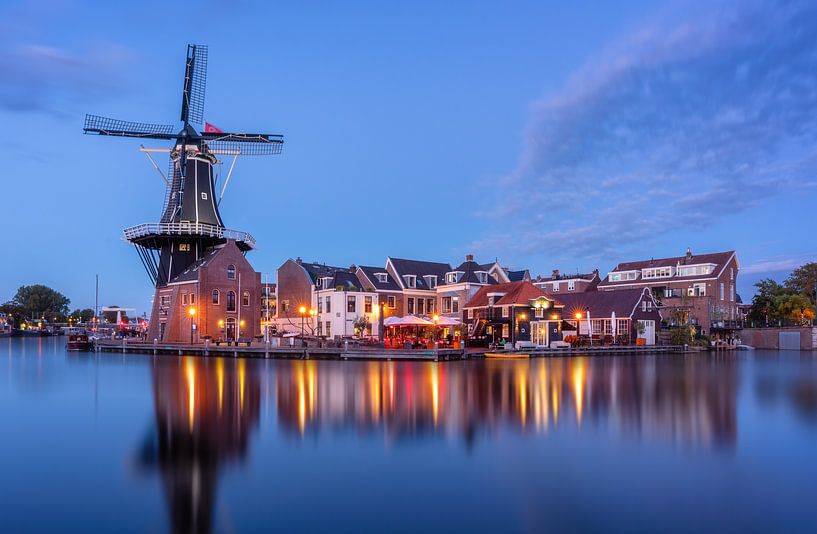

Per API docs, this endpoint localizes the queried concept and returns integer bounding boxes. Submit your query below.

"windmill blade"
[202,131,284,155]
[180,44,208,125]
[83,114,176,139]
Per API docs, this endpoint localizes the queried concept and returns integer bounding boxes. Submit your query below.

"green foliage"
[3,285,70,322]
[784,262,817,305]
[353,315,370,337]
[750,268,816,324]
[668,325,694,345]
[70,308,96,322]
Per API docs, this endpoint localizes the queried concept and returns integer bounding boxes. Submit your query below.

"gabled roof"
[326,271,363,291]
[464,281,554,308]
[443,259,497,286]
[534,271,598,283]
[388,257,452,290]
[506,269,530,282]
[548,288,654,319]
[168,246,225,284]
[357,265,401,291]
[299,261,348,283]
[599,249,736,287]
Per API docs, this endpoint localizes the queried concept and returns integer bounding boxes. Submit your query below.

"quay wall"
[738,327,817,350]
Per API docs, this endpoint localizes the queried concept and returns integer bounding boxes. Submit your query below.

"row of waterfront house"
[260,247,743,347]
[148,241,742,346]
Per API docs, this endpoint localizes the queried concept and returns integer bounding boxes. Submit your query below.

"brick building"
[598,248,739,335]
[147,241,261,342]
[533,269,600,293]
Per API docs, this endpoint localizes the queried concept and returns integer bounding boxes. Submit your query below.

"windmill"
[84,44,283,288]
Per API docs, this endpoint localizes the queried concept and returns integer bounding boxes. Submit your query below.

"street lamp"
[298,305,307,337]
[187,306,196,344]
[432,313,439,342]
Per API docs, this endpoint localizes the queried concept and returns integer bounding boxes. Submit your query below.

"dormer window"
[317,276,332,289]
[403,275,416,288]
[424,275,437,289]
[475,271,488,284]
[446,272,458,284]
[375,272,388,284]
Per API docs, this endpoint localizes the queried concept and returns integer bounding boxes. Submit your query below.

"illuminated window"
[242,291,250,307]
[364,296,372,313]
[347,295,356,313]
[178,243,190,252]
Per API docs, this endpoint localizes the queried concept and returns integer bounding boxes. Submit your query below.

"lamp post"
[187,306,196,344]
[432,314,439,342]
[298,305,307,337]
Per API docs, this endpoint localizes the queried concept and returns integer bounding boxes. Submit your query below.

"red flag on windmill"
[204,121,223,133]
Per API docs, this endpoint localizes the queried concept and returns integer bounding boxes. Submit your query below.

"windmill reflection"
[139,356,260,534]
[276,357,737,448]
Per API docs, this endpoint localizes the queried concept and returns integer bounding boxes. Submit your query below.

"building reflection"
[138,356,260,534]
[276,356,737,448]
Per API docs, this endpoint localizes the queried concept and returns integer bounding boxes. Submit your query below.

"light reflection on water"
[1,337,817,533]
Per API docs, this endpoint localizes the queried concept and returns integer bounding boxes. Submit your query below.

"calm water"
[1,338,816,533]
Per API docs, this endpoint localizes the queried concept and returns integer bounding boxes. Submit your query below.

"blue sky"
[1,0,815,314]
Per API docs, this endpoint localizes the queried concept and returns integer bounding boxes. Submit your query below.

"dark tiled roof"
[168,247,223,283]
[357,265,401,291]
[444,260,497,285]
[506,269,530,282]
[329,271,363,291]
[549,288,652,319]
[464,281,554,308]
[389,257,452,290]
[599,250,735,287]
[299,261,348,283]
[535,271,597,283]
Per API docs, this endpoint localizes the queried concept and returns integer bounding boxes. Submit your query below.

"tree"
[70,308,96,323]
[773,293,815,324]
[4,285,70,322]
[353,315,371,337]
[785,262,817,306]
[749,279,787,323]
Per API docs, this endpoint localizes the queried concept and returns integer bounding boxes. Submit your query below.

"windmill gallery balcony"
[123,222,256,250]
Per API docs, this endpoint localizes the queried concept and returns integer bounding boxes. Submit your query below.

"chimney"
[466,254,474,262]
[349,264,357,272]
[552,269,560,279]
[295,257,302,265]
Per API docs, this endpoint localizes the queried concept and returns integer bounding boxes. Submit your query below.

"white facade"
[313,289,380,338]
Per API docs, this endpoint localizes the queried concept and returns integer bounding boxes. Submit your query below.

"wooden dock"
[94,339,467,361]
[94,339,686,361]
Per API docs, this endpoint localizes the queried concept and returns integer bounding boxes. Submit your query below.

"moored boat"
[484,352,530,359]
[67,333,93,352]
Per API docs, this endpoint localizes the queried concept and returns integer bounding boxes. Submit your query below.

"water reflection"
[275,356,739,448]
[138,357,260,534]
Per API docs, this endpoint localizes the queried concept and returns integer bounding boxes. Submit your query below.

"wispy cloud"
[475,0,817,263]
[0,2,133,115]
[743,254,816,275]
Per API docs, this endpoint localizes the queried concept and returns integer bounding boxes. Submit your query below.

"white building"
[313,270,380,339]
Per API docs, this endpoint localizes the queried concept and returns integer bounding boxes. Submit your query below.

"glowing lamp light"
[188,307,196,317]
[551,313,558,320]
[309,309,316,316]
[520,313,527,320]
[298,305,307,315]
[432,314,439,322]
[575,312,583,320]
[218,319,225,328]
[239,320,245,327]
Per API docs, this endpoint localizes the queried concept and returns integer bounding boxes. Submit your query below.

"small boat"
[484,352,530,359]
[736,344,755,351]
[67,333,93,352]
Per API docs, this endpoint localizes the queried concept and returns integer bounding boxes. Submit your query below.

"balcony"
[123,222,256,250]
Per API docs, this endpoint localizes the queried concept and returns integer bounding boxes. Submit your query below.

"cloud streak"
[476,0,817,263]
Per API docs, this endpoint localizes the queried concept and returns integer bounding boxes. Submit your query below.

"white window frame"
[567,280,575,291]
[552,282,559,292]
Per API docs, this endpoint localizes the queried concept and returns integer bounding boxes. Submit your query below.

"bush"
[668,326,694,345]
